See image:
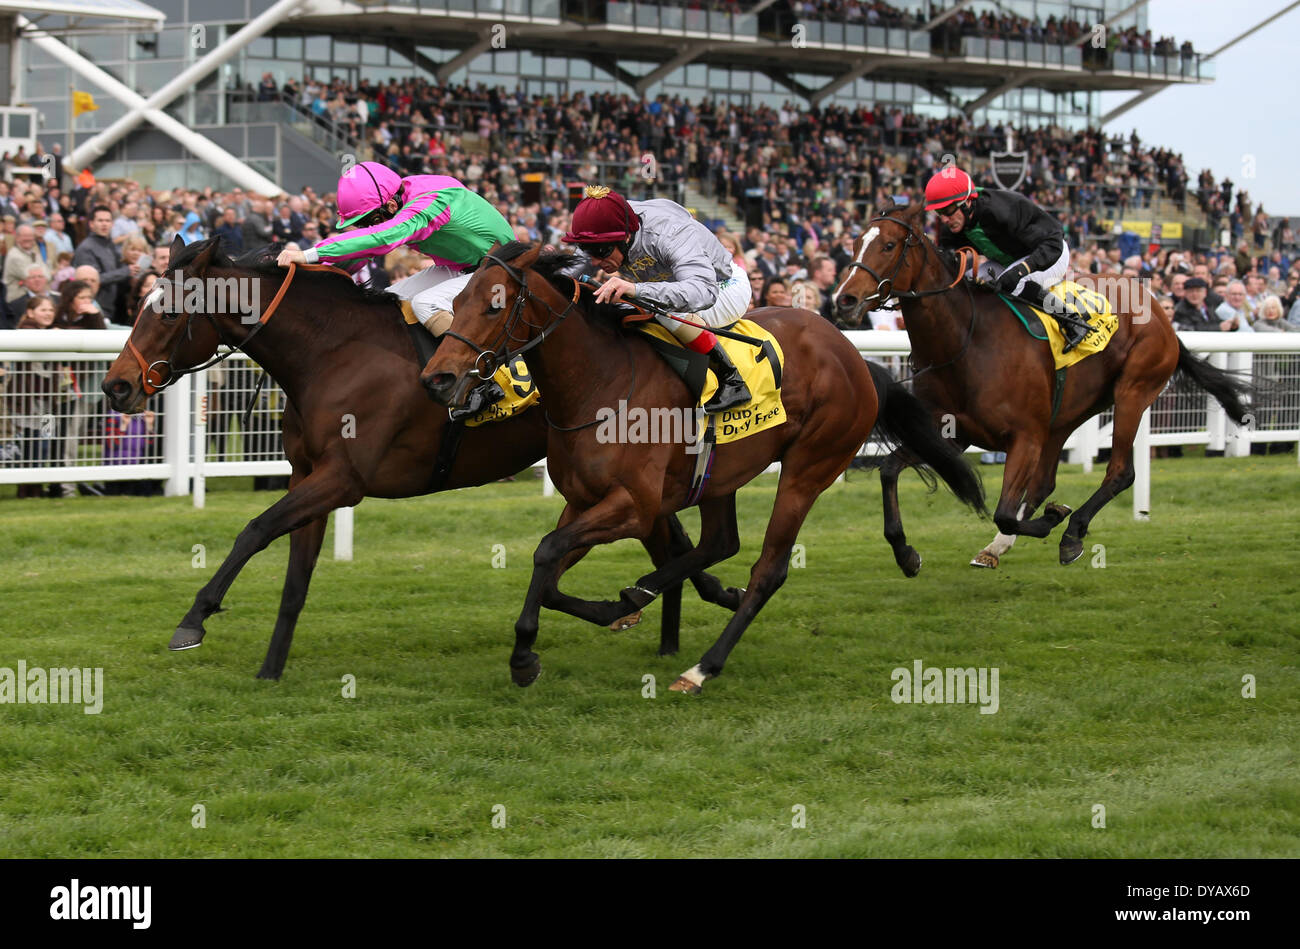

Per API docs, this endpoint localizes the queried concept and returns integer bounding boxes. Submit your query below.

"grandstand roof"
[0,0,165,29]
[287,0,1212,109]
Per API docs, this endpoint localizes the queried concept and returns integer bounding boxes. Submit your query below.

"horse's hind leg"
[665,512,745,612]
[256,514,328,680]
[880,448,923,577]
[1059,383,1157,565]
[669,458,840,695]
[171,461,362,652]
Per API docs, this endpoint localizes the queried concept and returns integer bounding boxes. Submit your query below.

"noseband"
[841,213,973,309]
[441,251,581,382]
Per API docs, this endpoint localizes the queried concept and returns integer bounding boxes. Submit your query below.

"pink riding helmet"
[336,161,403,228]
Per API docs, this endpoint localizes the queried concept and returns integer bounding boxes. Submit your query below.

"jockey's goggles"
[934,201,967,218]
[583,241,620,259]
[352,206,389,229]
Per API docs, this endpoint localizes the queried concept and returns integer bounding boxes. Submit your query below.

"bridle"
[841,212,974,310]
[124,260,350,395]
[440,251,635,431]
[843,212,979,380]
[441,251,582,384]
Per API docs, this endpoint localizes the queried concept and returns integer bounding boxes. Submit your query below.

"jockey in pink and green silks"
[276,161,514,336]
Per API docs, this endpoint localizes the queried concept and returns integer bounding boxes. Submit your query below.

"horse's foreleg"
[255,514,328,680]
[971,434,1070,568]
[880,448,923,577]
[171,461,363,652]
[511,491,647,687]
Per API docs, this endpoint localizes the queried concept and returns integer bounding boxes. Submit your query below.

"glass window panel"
[686,63,706,86]
[135,61,182,95]
[390,47,410,68]
[494,50,518,73]
[520,50,542,74]
[247,37,274,57]
[568,58,590,79]
[74,33,126,64]
[24,70,68,99]
[362,42,387,65]
[35,99,68,133]
[334,40,359,63]
[277,35,304,59]
[305,35,330,60]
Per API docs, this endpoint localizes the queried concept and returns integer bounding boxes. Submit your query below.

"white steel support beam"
[924,0,974,30]
[1071,0,1149,45]
[808,58,882,107]
[634,43,717,97]
[962,74,1031,116]
[436,31,494,83]
[1101,1,1300,125]
[18,16,284,194]
[67,0,309,171]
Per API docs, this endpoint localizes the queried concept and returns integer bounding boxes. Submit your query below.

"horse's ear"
[513,242,543,271]
[186,238,219,276]
[905,198,926,219]
[169,234,185,261]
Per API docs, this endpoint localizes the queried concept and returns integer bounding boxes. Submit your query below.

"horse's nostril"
[837,296,857,310]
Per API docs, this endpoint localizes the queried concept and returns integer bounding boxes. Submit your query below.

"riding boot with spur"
[703,342,751,414]
[1018,283,1091,353]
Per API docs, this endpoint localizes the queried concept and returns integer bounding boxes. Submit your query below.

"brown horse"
[833,201,1252,570]
[421,242,985,694]
[100,237,738,679]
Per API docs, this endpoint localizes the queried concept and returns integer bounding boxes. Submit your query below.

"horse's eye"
[885,242,896,251]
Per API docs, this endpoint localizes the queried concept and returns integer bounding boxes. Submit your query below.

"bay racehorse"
[833,201,1252,570]
[422,242,986,694]
[101,237,738,678]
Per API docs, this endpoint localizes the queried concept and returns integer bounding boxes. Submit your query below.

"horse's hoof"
[668,676,703,696]
[609,610,642,631]
[1044,502,1073,526]
[969,551,999,569]
[510,656,542,688]
[169,626,205,650]
[1059,537,1085,565]
[716,587,745,611]
[899,547,922,578]
[255,668,282,681]
[619,586,658,611]
[657,647,679,658]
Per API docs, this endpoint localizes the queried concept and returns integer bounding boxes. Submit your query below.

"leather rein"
[846,213,980,380]
[125,260,351,395]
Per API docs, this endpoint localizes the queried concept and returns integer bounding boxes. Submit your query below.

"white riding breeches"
[977,241,1070,295]
[387,264,474,327]
[681,261,752,328]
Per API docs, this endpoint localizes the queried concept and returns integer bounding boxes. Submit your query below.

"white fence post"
[542,458,555,498]
[1225,351,1253,458]
[192,369,207,510]
[333,506,354,561]
[1206,351,1228,454]
[1079,414,1098,475]
[162,373,192,497]
[1132,406,1151,521]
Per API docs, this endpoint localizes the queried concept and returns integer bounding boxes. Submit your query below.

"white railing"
[2,330,1297,533]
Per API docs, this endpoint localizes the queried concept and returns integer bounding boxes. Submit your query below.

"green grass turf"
[0,454,1296,857]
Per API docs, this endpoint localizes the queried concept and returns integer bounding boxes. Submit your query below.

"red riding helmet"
[562,186,641,244]
[924,167,976,211]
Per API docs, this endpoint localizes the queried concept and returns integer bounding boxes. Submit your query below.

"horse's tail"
[865,361,987,516]
[1175,340,1255,424]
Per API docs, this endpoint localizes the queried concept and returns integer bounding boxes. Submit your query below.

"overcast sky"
[1098,0,1300,216]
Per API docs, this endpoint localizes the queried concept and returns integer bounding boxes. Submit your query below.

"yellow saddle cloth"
[400,300,540,427]
[637,318,786,444]
[1029,281,1119,370]
[463,357,540,428]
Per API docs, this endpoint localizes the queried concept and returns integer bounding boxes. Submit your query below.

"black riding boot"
[703,342,751,414]
[1018,283,1091,353]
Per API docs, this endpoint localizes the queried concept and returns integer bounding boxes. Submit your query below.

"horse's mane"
[171,238,400,308]
[486,240,629,327]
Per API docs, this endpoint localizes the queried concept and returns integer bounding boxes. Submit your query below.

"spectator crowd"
[3,73,1296,496]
